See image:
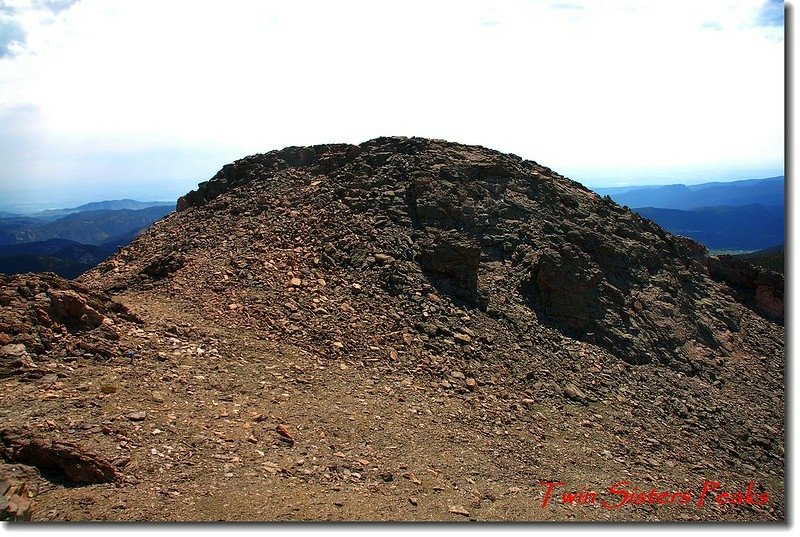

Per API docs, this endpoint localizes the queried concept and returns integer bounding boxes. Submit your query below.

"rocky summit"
[0,137,785,521]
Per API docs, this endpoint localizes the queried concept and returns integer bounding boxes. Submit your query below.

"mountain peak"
[96,137,779,373]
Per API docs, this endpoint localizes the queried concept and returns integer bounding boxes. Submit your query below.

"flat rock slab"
[0,428,116,486]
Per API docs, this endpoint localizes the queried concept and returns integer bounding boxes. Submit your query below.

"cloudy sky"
[0,0,786,210]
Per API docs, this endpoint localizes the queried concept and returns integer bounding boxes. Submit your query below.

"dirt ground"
[0,289,784,522]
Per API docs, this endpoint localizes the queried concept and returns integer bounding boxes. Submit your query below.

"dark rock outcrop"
[705,254,784,324]
[417,230,482,305]
[140,250,185,279]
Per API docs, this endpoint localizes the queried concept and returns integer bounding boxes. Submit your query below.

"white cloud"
[0,0,785,203]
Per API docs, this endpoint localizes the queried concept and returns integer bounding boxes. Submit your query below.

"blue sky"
[0,0,786,210]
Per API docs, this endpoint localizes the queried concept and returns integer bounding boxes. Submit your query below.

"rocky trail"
[0,137,785,521]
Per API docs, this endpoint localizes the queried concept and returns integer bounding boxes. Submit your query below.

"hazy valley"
[0,201,174,279]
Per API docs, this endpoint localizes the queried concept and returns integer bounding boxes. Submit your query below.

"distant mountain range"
[0,201,174,278]
[22,199,174,222]
[594,176,784,210]
[593,176,784,252]
[0,205,173,246]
